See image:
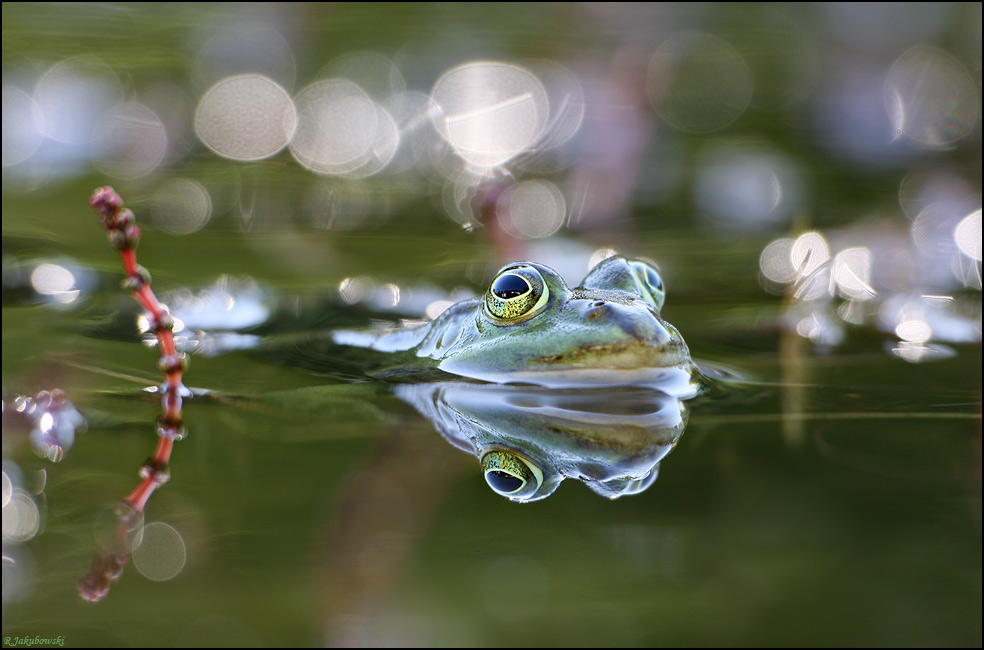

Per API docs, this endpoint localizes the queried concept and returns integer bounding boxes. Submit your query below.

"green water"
[3,3,981,648]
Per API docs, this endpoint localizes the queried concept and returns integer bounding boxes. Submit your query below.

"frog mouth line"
[530,341,689,368]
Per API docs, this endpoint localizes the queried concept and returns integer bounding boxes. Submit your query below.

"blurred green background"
[2,3,981,647]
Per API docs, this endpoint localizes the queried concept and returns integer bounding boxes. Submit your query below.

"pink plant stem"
[79,186,189,601]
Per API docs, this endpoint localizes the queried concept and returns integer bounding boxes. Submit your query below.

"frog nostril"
[586,301,608,319]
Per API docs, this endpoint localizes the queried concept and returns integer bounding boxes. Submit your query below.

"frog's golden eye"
[481,449,544,500]
[485,265,549,322]
[629,260,666,311]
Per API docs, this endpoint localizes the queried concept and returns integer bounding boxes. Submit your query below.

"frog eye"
[629,260,665,311]
[481,449,544,500]
[485,265,549,322]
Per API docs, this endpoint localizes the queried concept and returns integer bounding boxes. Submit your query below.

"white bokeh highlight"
[885,46,978,149]
[195,74,297,161]
[92,102,168,178]
[290,79,380,175]
[497,180,567,239]
[431,61,549,169]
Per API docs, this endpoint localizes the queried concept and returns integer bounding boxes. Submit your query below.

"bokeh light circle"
[497,180,567,239]
[431,61,549,168]
[833,247,876,300]
[151,178,213,235]
[790,232,831,300]
[695,146,801,229]
[34,55,123,145]
[344,104,400,179]
[2,86,45,167]
[2,488,41,543]
[290,79,379,175]
[885,46,978,149]
[195,74,297,161]
[647,33,753,133]
[759,238,796,284]
[92,102,168,178]
[954,209,982,262]
[132,521,187,582]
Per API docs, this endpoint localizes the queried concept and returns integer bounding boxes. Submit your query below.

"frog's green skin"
[333,255,698,397]
[395,382,688,501]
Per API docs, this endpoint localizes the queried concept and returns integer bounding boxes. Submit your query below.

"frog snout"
[583,300,676,346]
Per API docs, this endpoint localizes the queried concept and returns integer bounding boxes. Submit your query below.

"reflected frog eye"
[629,260,666,311]
[485,265,549,322]
[481,449,544,500]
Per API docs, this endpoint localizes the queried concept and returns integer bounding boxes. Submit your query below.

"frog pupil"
[492,274,530,300]
[486,470,524,494]
[645,267,663,291]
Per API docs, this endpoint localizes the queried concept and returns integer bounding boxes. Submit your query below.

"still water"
[3,3,981,647]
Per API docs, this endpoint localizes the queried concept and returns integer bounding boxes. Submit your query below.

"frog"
[332,255,699,398]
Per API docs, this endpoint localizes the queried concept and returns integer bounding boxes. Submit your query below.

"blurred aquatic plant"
[78,187,191,602]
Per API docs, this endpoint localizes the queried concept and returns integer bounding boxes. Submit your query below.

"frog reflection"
[395,382,688,501]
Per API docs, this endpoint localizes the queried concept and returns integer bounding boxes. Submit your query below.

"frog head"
[424,256,694,393]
